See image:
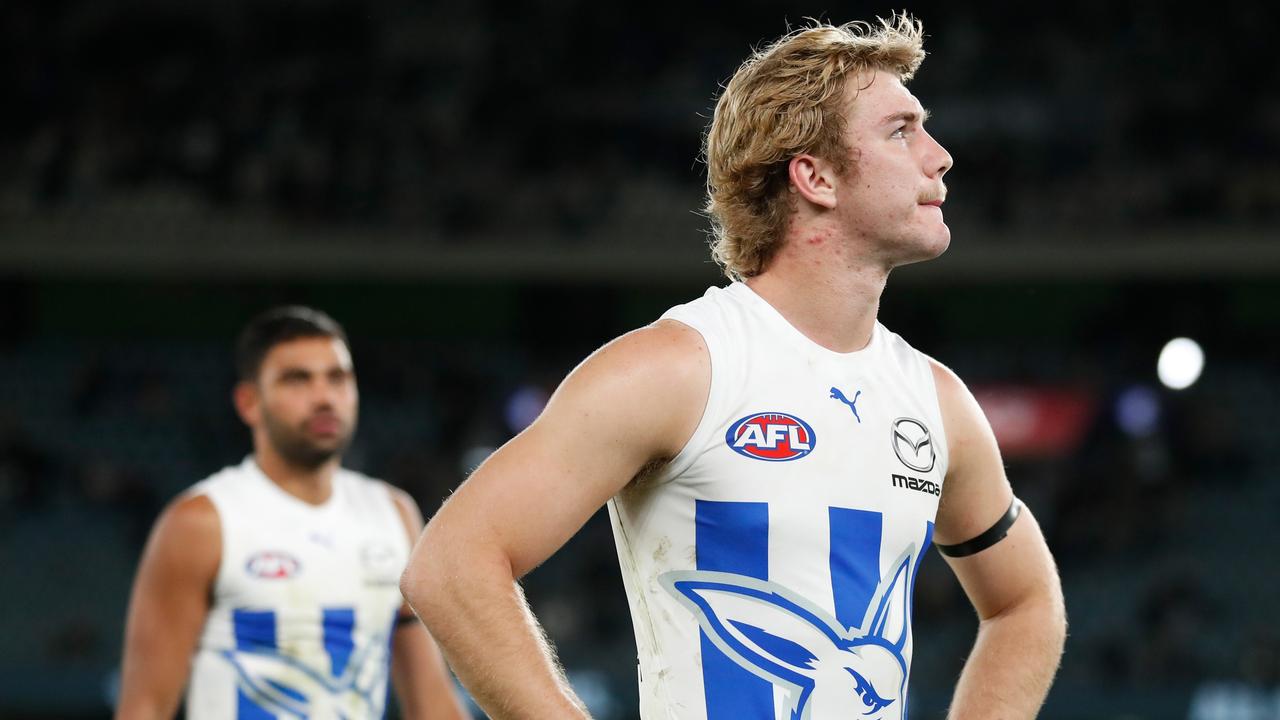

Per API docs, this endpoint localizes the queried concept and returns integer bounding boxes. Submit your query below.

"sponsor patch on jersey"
[725,412,816,462]
[891,417,935,473]
[891,472,941,496]
[245,551,302,580]
[360,541,402,587]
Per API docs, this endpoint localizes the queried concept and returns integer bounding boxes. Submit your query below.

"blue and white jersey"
[187,458,409,720]
[608,282,948,720]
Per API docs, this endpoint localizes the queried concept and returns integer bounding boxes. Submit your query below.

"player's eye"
[890,125,908,140]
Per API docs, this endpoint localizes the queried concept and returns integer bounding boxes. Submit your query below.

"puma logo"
[829,387,862,424]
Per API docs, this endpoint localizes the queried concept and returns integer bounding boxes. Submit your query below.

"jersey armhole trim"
[377,479,417,556]
[653,316,722,484]
[191,484,230,598]
[920,355,951,482]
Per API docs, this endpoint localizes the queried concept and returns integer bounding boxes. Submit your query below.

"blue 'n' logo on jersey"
[661,501,933,720]
[225,607,391,718]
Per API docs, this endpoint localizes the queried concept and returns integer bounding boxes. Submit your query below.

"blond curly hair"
[704,15,927,279]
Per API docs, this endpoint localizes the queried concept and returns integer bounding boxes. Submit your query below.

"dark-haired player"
[117,306,466,720]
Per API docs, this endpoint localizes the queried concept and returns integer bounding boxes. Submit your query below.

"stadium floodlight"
[1157,337,1204,390]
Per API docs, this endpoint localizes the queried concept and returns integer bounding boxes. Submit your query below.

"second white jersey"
[186,458,410,720]
[608,282,948,720]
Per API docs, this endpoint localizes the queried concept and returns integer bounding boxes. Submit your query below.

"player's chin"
[278,438,347,469]
[896,226,950,266]
[925,225,951,257]
[310,433,351,453]
[915,216,951,254]
[298,428,351,455]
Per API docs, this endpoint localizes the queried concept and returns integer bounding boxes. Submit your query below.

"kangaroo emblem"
[221,629,391,717]
[829,387,862,424]
[662,549,914,720]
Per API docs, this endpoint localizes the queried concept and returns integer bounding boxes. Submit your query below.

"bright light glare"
[1157,337,1204,390]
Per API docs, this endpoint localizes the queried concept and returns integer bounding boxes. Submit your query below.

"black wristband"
[936,498,1023,558]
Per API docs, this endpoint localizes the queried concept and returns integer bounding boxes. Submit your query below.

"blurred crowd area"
[0,281,1276,719]
[2,0,1279,244]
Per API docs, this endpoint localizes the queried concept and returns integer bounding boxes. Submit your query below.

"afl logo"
[725,412,816,462]
[891,417,935,473]
[245,551,302,580]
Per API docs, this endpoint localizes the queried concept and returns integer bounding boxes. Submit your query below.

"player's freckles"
[836,70,952,264]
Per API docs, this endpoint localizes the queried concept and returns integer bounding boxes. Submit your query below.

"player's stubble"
[260,403,357,470]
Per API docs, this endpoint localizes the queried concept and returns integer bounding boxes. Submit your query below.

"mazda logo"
[891,417,935,473]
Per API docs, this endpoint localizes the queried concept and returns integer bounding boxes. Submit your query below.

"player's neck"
[746,229,888,354]
[253,448,337,506]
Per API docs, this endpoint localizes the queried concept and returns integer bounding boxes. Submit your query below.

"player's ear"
[233,380,261,427]
[787,153,838,210]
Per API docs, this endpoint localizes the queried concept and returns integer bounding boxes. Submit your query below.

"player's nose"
[922,130,952,178]
[310,379,339,409]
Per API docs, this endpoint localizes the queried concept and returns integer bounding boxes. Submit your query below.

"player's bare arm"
[115,493,221,720]
[930,360,1067,719]
[400,319,709,720]
[386,486,470,720]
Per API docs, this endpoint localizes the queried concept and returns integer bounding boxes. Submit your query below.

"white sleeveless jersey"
[186,458,409,720]
[608,283,949,720]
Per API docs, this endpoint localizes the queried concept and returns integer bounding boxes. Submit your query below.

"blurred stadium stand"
[3,1,1279,279]
[1,1,1278,719]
